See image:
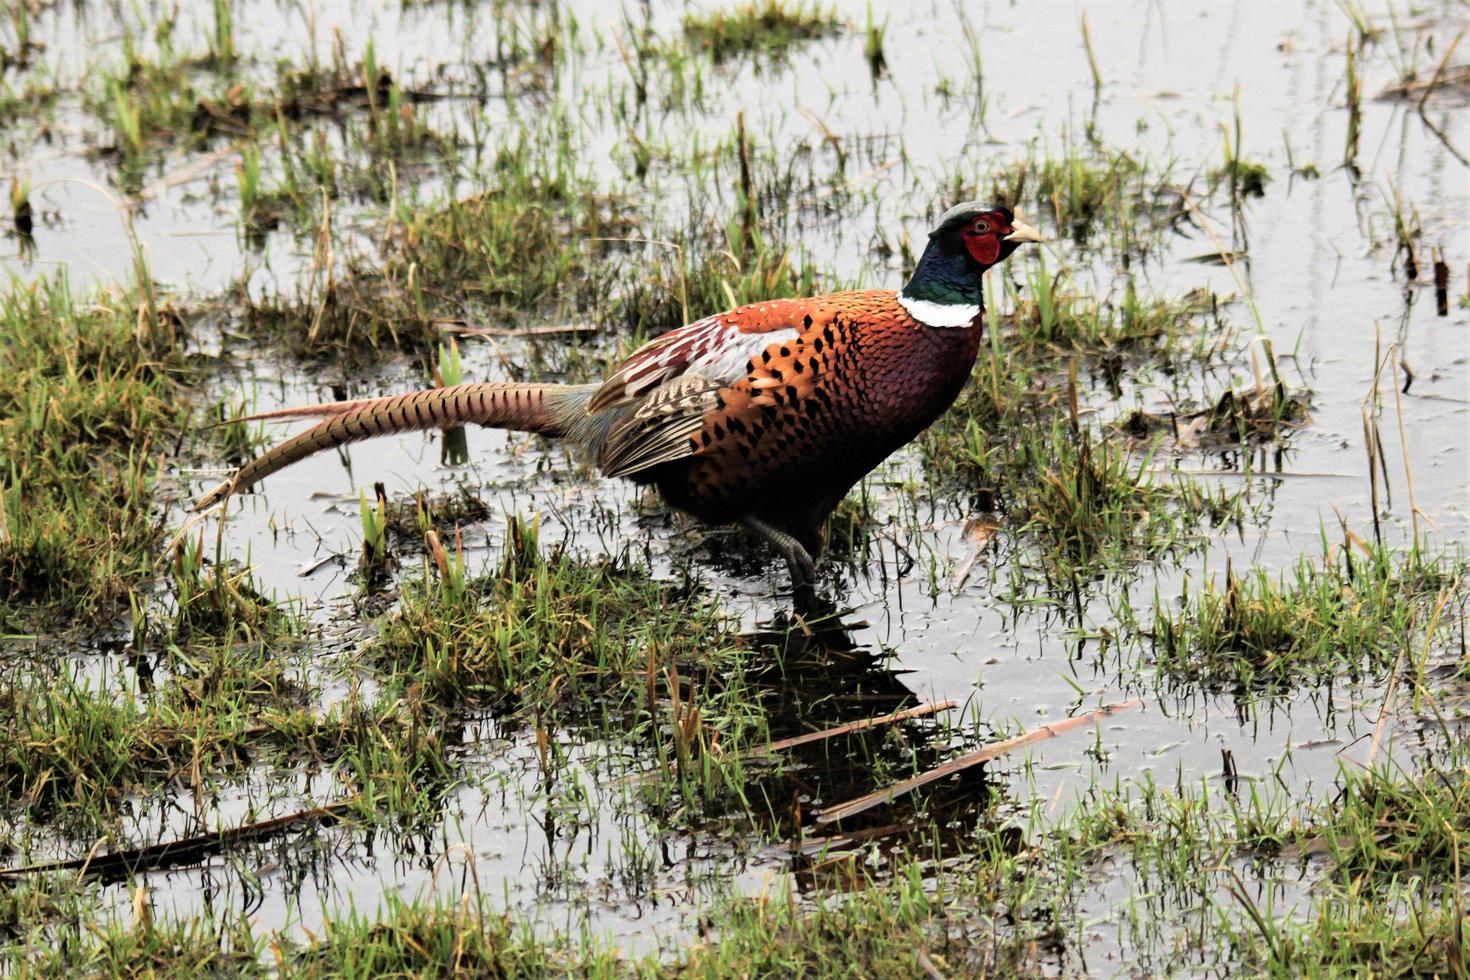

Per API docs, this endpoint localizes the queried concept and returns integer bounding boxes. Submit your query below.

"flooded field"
[1,0,1467,974]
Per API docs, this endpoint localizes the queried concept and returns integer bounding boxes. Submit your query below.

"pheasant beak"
[1004,219,1043,244]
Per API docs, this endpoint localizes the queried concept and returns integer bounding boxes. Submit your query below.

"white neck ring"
[897,292,981,328]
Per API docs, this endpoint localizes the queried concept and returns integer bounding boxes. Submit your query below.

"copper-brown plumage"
[651,291,982,530]
[192,202,1041,601]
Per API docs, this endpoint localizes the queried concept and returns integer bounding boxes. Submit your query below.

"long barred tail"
[191,382,593,513]
[203,397,389,427]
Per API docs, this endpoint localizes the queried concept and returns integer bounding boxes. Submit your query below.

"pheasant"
[192,202,1040,598]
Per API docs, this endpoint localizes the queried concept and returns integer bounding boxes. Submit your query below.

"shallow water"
[3,0,1467,970]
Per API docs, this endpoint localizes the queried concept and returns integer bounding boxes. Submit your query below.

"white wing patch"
[687,325,800,383]
[592,313,801,412]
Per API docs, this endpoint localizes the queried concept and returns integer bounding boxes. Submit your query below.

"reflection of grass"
[9,747,1469,975]
[1114,380,1310,452]
[0,81,56,126]
[379,489,490,544]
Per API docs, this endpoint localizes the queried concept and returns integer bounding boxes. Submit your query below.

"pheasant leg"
[742,516,817,587]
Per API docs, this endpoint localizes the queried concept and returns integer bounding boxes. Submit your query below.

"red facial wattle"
[964,232,1001,266]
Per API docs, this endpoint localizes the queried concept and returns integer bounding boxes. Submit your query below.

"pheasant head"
[899,201,1042,327]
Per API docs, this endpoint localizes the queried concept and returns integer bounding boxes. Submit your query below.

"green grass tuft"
[1136,538,1462,692]
[0,277,188,627]
[681,0,839,63]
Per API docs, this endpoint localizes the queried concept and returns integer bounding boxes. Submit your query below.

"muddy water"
[3,0,1467,968]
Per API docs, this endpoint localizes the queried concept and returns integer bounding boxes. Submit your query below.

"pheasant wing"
[597,374,726,477]
[587,302,804,413]
[597,299,848,479]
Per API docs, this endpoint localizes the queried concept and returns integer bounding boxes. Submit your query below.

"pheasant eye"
[971,220,990,234]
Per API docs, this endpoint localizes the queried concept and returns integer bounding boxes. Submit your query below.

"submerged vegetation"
[0,0,1466,975]
[7,747,1466,976]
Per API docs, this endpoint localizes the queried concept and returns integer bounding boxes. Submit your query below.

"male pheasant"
[192,202,1040,597]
